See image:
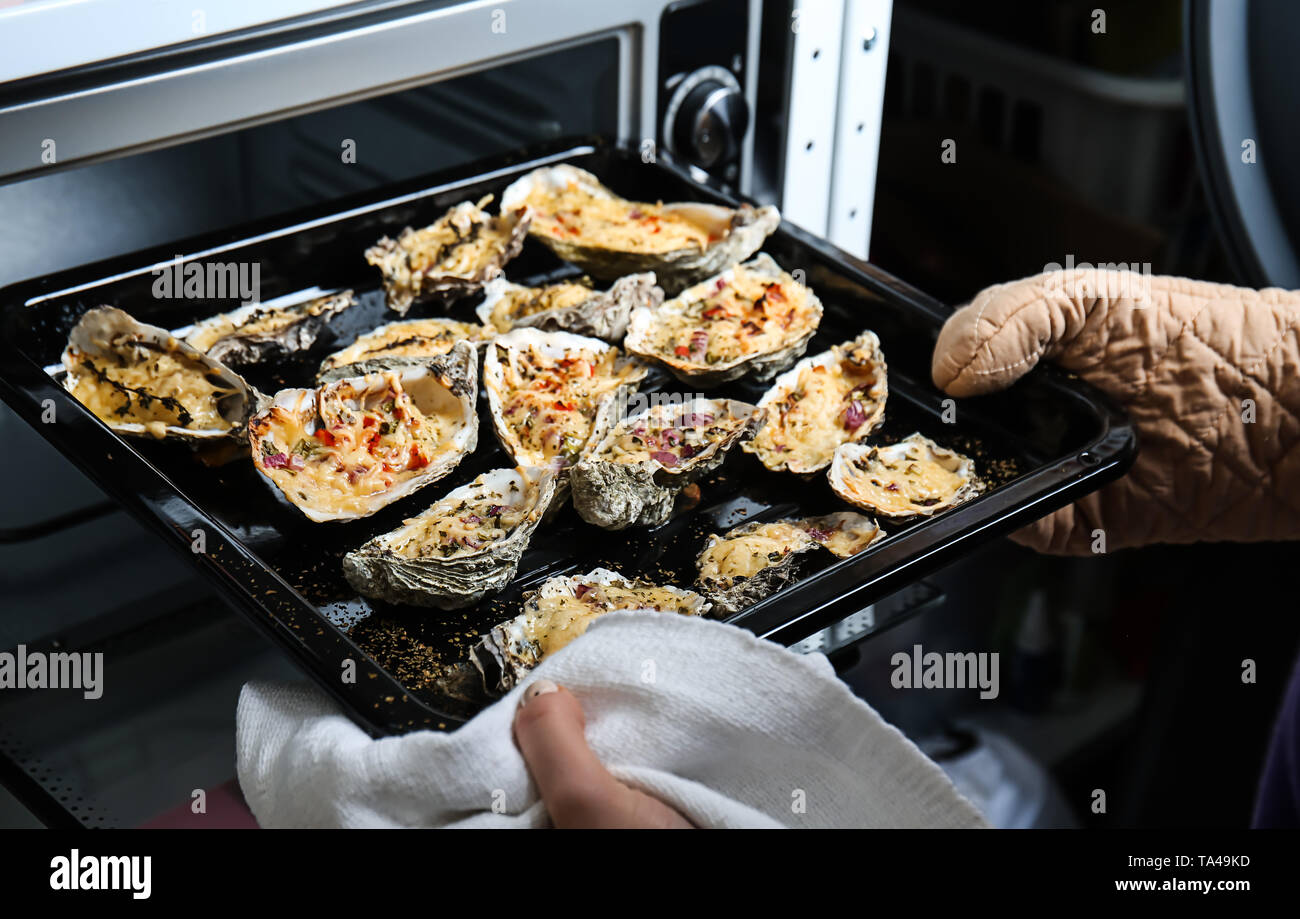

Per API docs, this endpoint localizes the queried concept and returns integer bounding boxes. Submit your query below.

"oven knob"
[668,72,749,170]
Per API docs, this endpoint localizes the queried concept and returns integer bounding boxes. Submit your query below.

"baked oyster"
[569,396,765,530]
[342,465,557,609]
[623,253,823,387]
[61,306,260,442]
[249,344,479,522]
[695,512,885,614]
[482,328,647,473]
[696,520,820,615]
[798,511,886,557]
[318,317,493,380]
[364,194,529,314]
[829,433,982,519]
[470,567,710,693]
[184,291,356,366]
[744,331,888,474]
[476,272,662,341]
[500,164,779,294]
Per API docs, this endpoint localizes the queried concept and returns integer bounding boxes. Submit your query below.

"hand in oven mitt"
[932,268,1300,555]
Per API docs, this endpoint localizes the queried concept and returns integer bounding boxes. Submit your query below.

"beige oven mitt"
[932,268,1300,555]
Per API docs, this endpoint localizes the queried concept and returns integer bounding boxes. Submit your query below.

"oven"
[0,0,1128,829]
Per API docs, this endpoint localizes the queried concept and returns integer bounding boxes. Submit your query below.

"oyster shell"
[475,272,662,341]
[744,331,888,474]
[61,306,260,442]
[342,465,558,609]
[696,520,820,615]
[470,567,710,693]
[249,344,479,522]
[317,317,493,380]
[828,433,982,519]
[500,164,779,294]
[184,291,356,366]
[482,328,647,474]
[623,253,823,387]
[797,511,886,557]
[569,396,765,530]
[695,512,885,614]
[364,194,529,314]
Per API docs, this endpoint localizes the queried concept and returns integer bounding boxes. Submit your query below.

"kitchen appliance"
[0,0,1126,823]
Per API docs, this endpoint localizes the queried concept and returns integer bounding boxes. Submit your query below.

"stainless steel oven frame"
[0,0,762,189]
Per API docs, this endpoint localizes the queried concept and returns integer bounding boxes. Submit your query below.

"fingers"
[932,268,1153,397]
[512,681,692,829]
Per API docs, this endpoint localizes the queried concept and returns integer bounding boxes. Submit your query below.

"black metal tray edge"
[0,137,1137,735]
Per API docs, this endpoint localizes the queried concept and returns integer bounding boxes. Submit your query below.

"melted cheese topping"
[699,522,814,585]
[600,405,737,468]
[516,581,699,658]
[839,442,969,516]
[251,373,461,518]
[751,347,883,470]
[642,264,816,366]
[66,345,236,438]
[495,343,640,467]
[366,195,520,302]
[523,183,715,254]
[798,514,880,558]
[387,475,534,560]
[486,281,593,332]
[321,320,490,371]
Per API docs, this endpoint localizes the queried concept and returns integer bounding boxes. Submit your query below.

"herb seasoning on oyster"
[828,433,982,519]
[569,396,765,530]
[184,291,356,366]
[483,328,647,472]
[249,344,478,522]
[624,253,822,387]
[476,272,662,341]
[500,164,779,293]
[745,331,888,474]
[470,568,710,692]
[343,466,557,609]
[62,306,259,442]
[318,317,493,380]
[364,194,529,314]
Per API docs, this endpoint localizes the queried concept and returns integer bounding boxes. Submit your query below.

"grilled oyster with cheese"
[482,328,647,475]
[184,291,357,366]
[470,568,710,692]
[829,433,982,519]
[570,396,765,531]
[61,306,261,443]
[623,253,822,387]
[342,466,557,609]
[798,511,885,558]
[249,344,479,522]
[696,520,820,614]
[318,317,493,381]
[475,272,662,341]
[364,195,529,314]
[500,164,779,294]
[695,512,885,614]
[744,331,888,474]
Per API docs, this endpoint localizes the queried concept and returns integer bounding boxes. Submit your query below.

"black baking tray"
[0,139,1135,735]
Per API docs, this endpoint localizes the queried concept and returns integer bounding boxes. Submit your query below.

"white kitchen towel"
[236,610,987,828]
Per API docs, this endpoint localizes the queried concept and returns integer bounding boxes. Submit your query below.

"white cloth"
[236,610,987,828]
